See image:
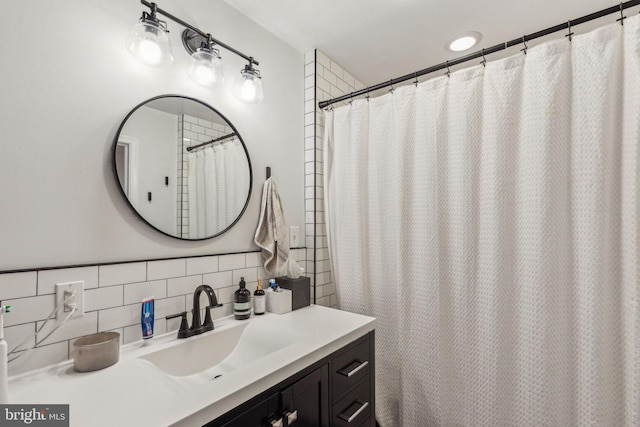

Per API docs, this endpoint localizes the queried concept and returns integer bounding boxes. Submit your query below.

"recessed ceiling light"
[446,31,483,52]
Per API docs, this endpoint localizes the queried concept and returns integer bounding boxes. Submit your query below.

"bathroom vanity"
[211,331,374,426]
[7,305,375,427]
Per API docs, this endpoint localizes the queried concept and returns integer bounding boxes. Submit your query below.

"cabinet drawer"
[332,378,371,427]
[332,337,370,401]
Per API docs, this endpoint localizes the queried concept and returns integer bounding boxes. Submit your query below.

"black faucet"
[166,285,223,339]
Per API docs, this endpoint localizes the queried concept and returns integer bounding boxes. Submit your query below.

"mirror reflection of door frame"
[116,135,138,203]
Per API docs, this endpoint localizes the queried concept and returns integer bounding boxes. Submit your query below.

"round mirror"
[113,95,252,240]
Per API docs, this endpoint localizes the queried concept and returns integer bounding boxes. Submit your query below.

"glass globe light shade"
[126,19,174,67]
[188,48,224,87]
[232,67,264,104]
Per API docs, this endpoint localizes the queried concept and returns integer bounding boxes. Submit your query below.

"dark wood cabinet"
[207,331,375,427]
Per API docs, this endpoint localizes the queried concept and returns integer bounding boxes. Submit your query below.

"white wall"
[0,0,305,271]
[121,106,178,235]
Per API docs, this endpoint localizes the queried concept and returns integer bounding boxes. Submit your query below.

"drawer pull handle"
[338,360,369,378]
[269,418,284,427]
[338,400,369,423]
[283,409,298,424]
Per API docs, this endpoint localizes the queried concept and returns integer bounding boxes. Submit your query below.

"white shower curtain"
[188,139,249,237]
[324,16,639,427]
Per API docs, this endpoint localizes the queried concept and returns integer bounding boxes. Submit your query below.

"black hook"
[480,48,487,67]
[565,20,574,41]
[445,60,451,77]
[365,87,370,101]
[388,79,395,93]
[521,36,528,55]
[414,71,419,87]
[617,2,626,25]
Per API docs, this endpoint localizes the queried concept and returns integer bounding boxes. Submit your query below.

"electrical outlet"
[289,226,300,248]
[55,281,84,320]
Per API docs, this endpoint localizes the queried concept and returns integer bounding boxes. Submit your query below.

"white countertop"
[8,305,376,427]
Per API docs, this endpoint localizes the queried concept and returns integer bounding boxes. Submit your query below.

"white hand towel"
[254,177,289,275]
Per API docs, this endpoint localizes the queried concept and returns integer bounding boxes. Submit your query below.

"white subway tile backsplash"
[124,279,167,305]
[317,50,331,69]
[5,323,35,354]
[148,259,186,280]
[0,271,37,300]
[232,268,257,285]
[203,271,233,288]
[245,252,262,268]
[98,304,140,331]
[218,254,245,271]
[4,294,55,326]
[85,286,124,312]
[156,296,186,319]
[99,262,146,287]
[38,266,99,294]
[36,311,98,346]
[167,275,203,297]
[186,256,219,275]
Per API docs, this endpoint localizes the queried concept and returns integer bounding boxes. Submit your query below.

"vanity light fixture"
[232,60,264,104]
[187,35,224,88]
[127,1,262,103]
[126,2,173,67]
[446,31,483,52]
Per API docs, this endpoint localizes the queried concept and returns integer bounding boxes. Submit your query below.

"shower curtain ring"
[565,20,574,41]
[617,2,626,25]
[521,36,528,55]
[445,60,451,77]
[480,48,487,67]
[414,72,419,87]
[389,79,395,93]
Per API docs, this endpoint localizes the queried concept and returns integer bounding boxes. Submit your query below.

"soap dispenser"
[234,277,251,320]
[253,279,266,315]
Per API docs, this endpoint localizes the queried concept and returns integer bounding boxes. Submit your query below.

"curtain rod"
[186,132,237,152]
[319,0,640,109]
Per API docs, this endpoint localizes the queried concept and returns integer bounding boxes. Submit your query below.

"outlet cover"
[55,281,84,320]
[289,226,300,248]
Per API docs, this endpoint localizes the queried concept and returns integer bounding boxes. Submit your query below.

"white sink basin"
[139,316,306,384]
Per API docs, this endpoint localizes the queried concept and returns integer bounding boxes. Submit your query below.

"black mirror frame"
[112,94,253,241]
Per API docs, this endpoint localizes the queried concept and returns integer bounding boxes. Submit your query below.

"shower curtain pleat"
[324,15,640,427]
[187,140,249,237]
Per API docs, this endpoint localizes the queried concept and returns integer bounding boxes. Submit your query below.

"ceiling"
[224,0,636,87]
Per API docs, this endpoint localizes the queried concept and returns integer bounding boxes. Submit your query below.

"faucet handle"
[166,311,191,338]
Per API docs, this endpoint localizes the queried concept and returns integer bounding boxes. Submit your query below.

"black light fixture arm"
[140,0,259,65]
[318,0,640,109]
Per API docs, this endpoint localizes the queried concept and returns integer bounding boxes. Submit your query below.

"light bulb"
[126,18,173,67]
[232,65,263,104]
[188,48,223,87]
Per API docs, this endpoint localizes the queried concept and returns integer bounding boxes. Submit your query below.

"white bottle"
[253,280,266,315]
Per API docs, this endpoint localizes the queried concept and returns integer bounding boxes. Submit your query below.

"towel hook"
[565,20,574,41]
[521,36,528,55]
[617,2,626,25]
[266,166,271,179]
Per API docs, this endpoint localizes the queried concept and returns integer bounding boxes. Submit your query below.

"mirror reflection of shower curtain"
[188,139,249,237]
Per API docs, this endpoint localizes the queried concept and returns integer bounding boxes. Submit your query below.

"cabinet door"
[279,365,329,427]
[220,399,269,427]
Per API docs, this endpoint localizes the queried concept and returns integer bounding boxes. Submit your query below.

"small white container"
[265,289,292,315]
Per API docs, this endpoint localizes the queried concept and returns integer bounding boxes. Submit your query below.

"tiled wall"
[0,249,305,375]
[304,50,364,308]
